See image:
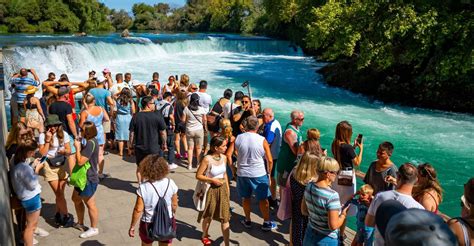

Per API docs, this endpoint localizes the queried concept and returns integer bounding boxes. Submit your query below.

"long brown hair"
[14,139,38,164]
[117,87,132,106]
[6,122,34,149]
[176,90,189,107]
[331,121,352,166]
[413,163,443,202]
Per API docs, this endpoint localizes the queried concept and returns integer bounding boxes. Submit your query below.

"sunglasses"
[242,101,250,104]
[297,118,305,121]
[191,87,197,90]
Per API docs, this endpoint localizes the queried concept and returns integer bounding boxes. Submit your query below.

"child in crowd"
[350,184,375,246]
[363,142,397,195]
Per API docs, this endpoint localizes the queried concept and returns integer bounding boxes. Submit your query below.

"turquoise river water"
[1,33,472,218]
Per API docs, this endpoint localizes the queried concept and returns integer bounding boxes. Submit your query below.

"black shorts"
[135,150,150,166]
[174,122,186,134]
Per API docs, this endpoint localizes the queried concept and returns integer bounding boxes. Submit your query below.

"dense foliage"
[0,0,471,112]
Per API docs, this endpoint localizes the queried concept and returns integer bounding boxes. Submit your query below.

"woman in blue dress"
[80,94,110,180]
[114,88,135,156]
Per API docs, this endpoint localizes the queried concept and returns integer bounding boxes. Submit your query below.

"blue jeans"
[303,227,338,246]
[159,133,175,164]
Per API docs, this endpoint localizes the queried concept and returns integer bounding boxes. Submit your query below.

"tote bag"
[277,171,293,221]
[70,140,95,191]
[192,162,212,211]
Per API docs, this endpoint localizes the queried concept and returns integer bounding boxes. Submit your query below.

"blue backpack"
[145,179,176,241]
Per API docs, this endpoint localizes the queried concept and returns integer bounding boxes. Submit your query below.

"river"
[1,33,473,217]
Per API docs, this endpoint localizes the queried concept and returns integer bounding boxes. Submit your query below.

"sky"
[100,0,186,11]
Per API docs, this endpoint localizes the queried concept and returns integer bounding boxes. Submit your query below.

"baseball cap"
[375,200,407,238]
[102,68,110,74]
[58,86,70,96]
[384,209,457,246]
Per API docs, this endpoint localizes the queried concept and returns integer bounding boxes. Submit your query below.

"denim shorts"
[74,181,98,197]
[237,175,271,200]
[21,194,42,214]
[69,134,76,153]
[303,227,338,246]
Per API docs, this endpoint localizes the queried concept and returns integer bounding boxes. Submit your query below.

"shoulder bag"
[70,140,96,191]
[192,161,212,211]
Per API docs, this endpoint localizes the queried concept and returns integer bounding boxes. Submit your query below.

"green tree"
[110,9,132,30]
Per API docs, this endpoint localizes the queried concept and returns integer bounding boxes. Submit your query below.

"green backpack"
[70,140,95,191]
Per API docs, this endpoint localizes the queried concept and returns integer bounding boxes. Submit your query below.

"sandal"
[201,237,212,245]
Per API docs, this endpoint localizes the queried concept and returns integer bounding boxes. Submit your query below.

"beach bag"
[337,170,353,186]
[193,162,212,211]
[277,170,293,221]
[146,179,176,241]
[70,140,95,191]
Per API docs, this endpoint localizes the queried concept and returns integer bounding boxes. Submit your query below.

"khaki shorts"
[103,121,111,134]
[186,129,204,148]
[41,162,68,182]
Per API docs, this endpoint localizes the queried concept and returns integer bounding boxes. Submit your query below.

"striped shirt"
[304,182,341,239]
[10,77,39,103]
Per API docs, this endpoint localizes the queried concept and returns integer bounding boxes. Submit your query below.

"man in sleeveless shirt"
[276,110,304,187]
[235,116,277,231]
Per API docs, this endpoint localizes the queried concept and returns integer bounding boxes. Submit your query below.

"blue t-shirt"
[10,77,39,103]
[89,88,111,110]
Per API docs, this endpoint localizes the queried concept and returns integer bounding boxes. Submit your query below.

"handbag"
[192,162,212,211]
[337,169,354,186]
[47,155,66,167]
[277,170,293,220]
[70,140,95,191]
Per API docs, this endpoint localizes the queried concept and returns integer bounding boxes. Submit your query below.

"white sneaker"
[79,228,99,238]
[33,237,39,245]
[34,227,50,237]
[169,163,178,170]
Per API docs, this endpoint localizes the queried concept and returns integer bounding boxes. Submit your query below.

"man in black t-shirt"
[129,96,168,182]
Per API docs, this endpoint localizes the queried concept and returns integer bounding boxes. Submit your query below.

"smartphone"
[40,156,48,163]
[342,199,353,210]
[175,75,179,80]
[27,69,31,72]
[356,134,363,144]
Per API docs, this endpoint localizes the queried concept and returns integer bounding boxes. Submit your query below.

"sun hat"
[375,200,407,239]
[24,85,38,95]
[58,86,70,96]
[45,114,62,127]
[384,208,457,246]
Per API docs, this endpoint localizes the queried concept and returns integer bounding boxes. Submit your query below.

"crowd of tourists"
[5,67,473,246]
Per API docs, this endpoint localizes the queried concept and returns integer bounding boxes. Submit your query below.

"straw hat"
[24,85,38,95]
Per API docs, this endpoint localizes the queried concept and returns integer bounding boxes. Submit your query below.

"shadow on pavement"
[39,202,59,228]
[175,219,202,242]
[100,177,137,194]
[230,213,289,245]
[177,189,196,210]
[80,240,105,246]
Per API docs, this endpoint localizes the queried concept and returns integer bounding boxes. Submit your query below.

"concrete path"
[34,153,291,246]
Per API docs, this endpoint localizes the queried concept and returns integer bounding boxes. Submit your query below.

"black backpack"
[145,179,176,241]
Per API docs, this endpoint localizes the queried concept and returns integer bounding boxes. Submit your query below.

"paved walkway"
[34,153,291,246]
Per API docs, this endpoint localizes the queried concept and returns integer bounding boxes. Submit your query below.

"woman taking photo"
[79,93,109,180]
[196,136,231,246]
[129,155,179,246]
[301,156,349,246]
[413,163,443,213]
[330,120,363,241]
[38,114,73,227]
[174,90,189,160]
[10,139,45,246]
[114,88,135,156]
[290,152,319,246]
[72,121,100,238]
[181,93,207,170]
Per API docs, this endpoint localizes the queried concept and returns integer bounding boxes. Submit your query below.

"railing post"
[0,47,16,245]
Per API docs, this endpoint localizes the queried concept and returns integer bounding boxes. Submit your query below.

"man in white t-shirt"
[235,116,277,231]
[109,73,130,98]
[194,80,212,113]
[365,163,425,246]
